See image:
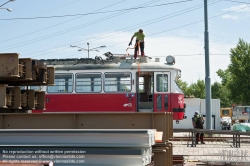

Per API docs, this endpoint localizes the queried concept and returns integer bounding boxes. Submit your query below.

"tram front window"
[156,74,168,92]
[174,81,184,93]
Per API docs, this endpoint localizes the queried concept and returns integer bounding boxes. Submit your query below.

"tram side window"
[104,72,131,92]
[156,74,168,92]
[20,86,43,91]
[47,74,73,93]
[30,86,43,91]
[75,73,101,92]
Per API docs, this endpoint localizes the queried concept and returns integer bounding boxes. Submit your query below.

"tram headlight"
[166,55,175,64]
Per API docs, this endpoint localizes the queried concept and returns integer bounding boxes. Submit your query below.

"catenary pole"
[87,42,89,58]
[204,0,212,129]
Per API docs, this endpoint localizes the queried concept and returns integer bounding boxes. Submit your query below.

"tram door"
[136,72,154,112]
[153,72,170,112]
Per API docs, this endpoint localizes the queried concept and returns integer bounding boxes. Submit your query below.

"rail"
[174,128,250,148]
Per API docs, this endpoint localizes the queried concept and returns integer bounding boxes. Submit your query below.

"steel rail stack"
[0,112,175,166]
[0,53,55,113]
[0,129,156,166]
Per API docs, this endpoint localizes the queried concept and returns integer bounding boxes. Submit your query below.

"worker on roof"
[128,29,145,59]
[192,111,205,144]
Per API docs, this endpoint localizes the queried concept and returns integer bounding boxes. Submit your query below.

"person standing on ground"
[128,29,145,59]
[192,111,205,144]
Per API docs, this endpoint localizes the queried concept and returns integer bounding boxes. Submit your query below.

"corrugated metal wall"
[200,99,221,130]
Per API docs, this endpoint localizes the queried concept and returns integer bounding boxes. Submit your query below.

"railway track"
[170,137,250,141]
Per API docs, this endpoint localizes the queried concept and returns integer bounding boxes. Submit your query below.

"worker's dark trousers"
[134,40,144,59]
[196,132,204,143]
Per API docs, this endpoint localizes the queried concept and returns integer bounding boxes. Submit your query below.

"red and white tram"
[34,54,186,122]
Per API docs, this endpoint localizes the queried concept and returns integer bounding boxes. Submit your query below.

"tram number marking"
[123,103,132,107]
[178,95,183,104]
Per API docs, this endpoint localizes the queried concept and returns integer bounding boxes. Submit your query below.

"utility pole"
[204,0,212,130]
[87,42,89,58]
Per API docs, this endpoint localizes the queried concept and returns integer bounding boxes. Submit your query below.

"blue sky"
[0,0,249,84]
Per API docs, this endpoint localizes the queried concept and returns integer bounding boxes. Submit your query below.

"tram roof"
[38,55,180,71]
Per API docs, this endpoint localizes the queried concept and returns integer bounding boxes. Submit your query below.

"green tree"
[186,79,205,98]
[216,69,232,86]
[211,82,231,107]
[176,79,190,97]
[227,39,250,105]
[178,78,231,107]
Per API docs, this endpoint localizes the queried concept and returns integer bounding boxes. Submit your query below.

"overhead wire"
[0,0,194,21]
[223,0,250,4]
[0,0,81,28]
[0,1,11,7]
[34,0,224,58]
[0,0,162,51]
[86,0,222,44]
[13,0,211,58]
[0,0,127,45]
[156,54,230,57]
[37,0,220,58]
[106,3,250,48]
[45,52,231,60]
[2,0,244,59]
[38,1,208,57]
[1,1,174,51]
[38,0,244,59]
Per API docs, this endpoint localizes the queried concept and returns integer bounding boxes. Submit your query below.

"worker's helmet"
[195,111,199,115]
[139,29,143,33]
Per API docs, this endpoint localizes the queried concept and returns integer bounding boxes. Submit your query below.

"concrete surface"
[172,134,250,165]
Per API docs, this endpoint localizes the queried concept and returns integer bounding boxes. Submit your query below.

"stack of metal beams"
[0,129,156,166]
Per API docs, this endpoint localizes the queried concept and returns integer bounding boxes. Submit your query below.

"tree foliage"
[177,79,231,107]
[226,39,250,105]
[211,82,231,107]
[177,38,250,106]
[216,69,231,86]
[186,80,205,98]
[177,79,205,98]
[176,79,190,96]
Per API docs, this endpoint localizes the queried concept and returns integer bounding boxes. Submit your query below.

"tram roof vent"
[155,58,160,62]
